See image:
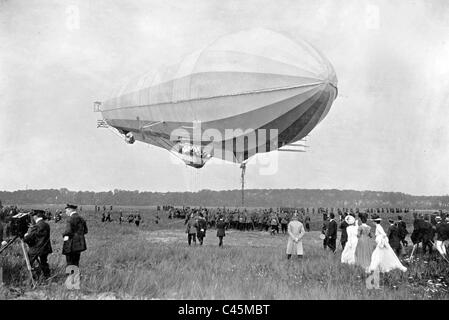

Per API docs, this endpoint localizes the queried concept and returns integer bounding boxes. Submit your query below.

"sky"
[1,0,449,195]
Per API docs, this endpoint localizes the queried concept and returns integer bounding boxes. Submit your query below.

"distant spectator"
[196,213,207,245]
[216,216,226,247]
[186,213,198,246]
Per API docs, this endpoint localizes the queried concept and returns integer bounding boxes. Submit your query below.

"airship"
[95,28,338,168]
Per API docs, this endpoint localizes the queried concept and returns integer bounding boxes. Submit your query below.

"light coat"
[286,220,305,255]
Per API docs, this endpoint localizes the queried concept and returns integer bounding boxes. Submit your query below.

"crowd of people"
[2,201,448,289]
[168,206,314,234]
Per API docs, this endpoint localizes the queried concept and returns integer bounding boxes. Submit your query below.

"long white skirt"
[341,238,358,265]
[369,242,407,273]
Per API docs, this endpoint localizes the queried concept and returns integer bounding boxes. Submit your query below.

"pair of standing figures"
[341,215,407,289]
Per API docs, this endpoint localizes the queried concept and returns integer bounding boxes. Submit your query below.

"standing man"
[24,210,53,278]
[326,213,338,253]
[280,211,289,234]
[322,214,329,250]
[339,213,349,250]
[422,216,434,255]
[387,218,402,257]
[216,216,226,247]
[397,215,408,247]
[186,213,197,246]
[196,213,207,245]
[286,212,305,259]
[434,216,448,257]
[62,204,88,267]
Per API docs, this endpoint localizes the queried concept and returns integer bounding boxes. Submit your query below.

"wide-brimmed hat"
[345,215,355,225]
[371,214,382,222]
[65,204,77,210]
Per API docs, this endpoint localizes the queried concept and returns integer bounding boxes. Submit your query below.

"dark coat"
[24,219,53,257]
[327,220,338,239]
[411,219,434,244]
[0,220,4,243]
[436,222,449,241]
[216,219,226,237]
[397,220,408,239]
[197,217,207,237]
[339,220,349,243]
[387,224,401,250]
[62,213,88,254]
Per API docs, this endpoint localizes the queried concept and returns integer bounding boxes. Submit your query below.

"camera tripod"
[0,235,37,288]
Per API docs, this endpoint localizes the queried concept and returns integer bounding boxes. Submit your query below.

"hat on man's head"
[371,214,382,222]
[397,215,403,220]
[65,204,77,210]
[388,218,394,224]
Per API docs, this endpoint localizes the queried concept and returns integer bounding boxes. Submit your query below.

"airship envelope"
[99,28,338,168]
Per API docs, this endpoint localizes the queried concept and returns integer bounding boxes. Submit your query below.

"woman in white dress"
[368,215,407,273]
[341,215,358,265]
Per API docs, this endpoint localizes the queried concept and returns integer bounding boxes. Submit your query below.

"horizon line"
[1,187,448,198]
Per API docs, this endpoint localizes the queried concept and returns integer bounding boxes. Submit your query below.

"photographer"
[23,210,52,278]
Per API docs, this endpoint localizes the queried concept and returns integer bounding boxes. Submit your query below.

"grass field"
[1,206,448,300]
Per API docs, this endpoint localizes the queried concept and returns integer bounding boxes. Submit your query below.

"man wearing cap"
[62,204,88,267]
[286,213,305,259]
[387,218,402,257]
[23,210,53,278]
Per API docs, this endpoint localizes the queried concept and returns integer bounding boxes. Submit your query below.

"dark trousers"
[188,233,196,245]
[323,237,328,249]
[287,254,303,259]
[281,223,288,234]
[197,233,204,245]
[305,223,310,232]
[65,252,81,267]
[218,236,223,247]
[30,253,50,278]
[422,240,433,254]
[327,237,337,252]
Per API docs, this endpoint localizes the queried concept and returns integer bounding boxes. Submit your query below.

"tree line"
[0,188,448,209]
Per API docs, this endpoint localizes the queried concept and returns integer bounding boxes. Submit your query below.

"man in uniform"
[62,204,88,267]
[24,210,53,278]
